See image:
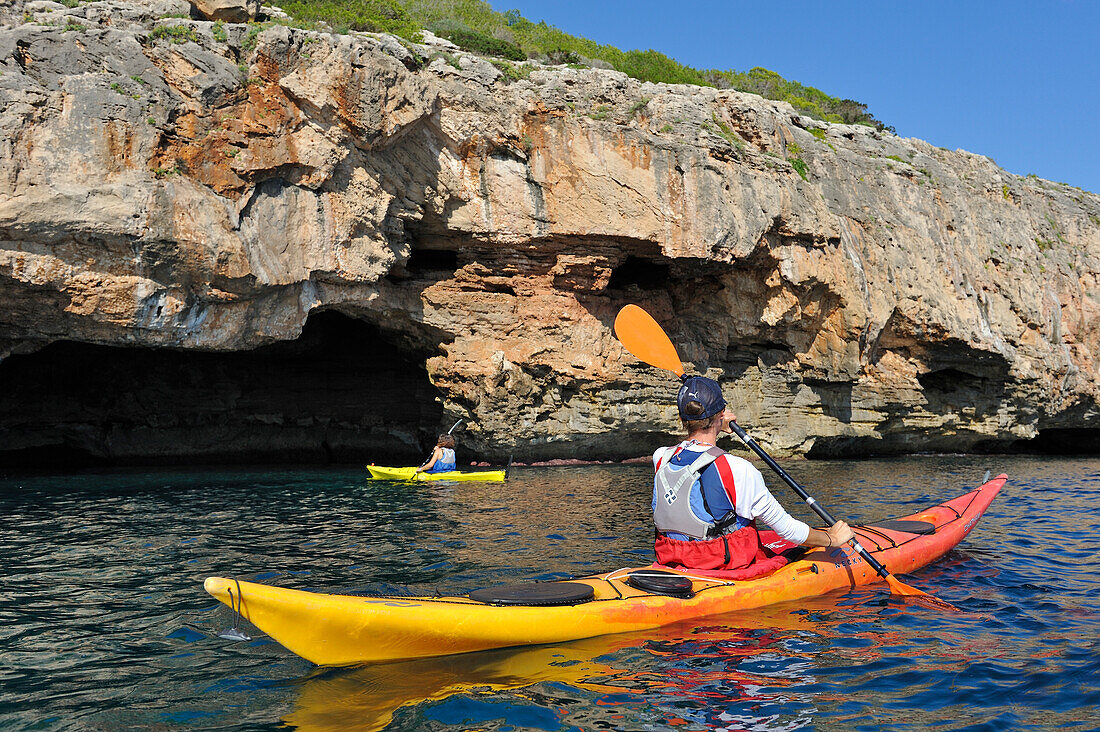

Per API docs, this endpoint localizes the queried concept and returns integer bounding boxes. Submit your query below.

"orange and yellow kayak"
[205,474,1004,666]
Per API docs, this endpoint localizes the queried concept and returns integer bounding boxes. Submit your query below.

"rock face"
[1,0,1099,465]
[189,0,258,24]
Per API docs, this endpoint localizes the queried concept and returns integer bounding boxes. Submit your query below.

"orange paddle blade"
[613,305,685,376]
[884,574,959,612]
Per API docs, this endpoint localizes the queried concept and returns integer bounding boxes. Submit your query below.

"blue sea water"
[1,455,1098,730]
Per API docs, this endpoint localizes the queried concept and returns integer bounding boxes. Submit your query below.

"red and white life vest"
[653,445,732,540]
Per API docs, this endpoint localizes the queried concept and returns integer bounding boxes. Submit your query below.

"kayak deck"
[206,474,1004,666]
[367,465,506,482]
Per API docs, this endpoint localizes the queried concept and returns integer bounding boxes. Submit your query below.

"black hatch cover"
[625,569,695,598]
[468,582,595,606]
[868,520,936,535]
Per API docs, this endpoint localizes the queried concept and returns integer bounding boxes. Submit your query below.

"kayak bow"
[206,474,1004,666]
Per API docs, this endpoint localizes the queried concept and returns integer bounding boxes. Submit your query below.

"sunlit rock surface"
[1,0,1099,464]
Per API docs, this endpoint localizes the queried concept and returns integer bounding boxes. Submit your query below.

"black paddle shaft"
[727,421,894,580]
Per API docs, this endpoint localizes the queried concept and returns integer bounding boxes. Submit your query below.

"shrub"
[588,104,611,121]
[212,20,227,42]
[706,66,892,131]
[611,48,708,85]
[241,23,264,52]
[149,24,200,44]
[152,163,181,178]
[109,81,141,99]
[489,59,531,83]
[544,48,580,65]
[789,157,808,180]
[706,113,743,148]
[430,50,461,69]
[278,0,421,39]
[436,27,525,60]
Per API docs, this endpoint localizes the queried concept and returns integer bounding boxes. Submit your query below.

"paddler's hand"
[718,407,738,433]
[825,520,854,548]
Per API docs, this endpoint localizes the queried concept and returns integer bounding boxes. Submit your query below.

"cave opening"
[916,367,1004,421]
[1014,428,1100,455]
[386,243,459,283]
[405,247,458,274]
[917,367,986,394]
[607,256,670,291]
[0,311,444,469]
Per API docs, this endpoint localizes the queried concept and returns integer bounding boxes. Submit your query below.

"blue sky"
[500,0,1100,194]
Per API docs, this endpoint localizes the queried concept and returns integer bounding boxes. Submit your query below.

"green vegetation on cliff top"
[275,0,892,131]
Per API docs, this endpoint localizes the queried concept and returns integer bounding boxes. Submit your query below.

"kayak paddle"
[612,303,957,610]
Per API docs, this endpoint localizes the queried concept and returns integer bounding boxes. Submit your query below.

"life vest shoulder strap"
[709,450,737,507]
[653,445,678,473]
[697,448,745,536]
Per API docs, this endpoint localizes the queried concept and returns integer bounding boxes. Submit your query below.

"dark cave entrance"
[607,255,670,292]
[1013,428,1100,455]
[0,311,444,469]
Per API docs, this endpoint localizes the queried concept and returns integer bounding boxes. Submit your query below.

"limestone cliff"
[2,0,1099,465]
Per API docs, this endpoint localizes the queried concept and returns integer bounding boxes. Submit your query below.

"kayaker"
[417,433,457,474]
[653,376,854,570]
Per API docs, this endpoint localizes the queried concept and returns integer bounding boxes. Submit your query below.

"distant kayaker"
[653,376,854,570]
[417,433,457,474]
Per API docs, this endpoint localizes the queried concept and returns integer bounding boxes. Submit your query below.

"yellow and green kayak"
[205,475,1004,666]
[366,465,506,482]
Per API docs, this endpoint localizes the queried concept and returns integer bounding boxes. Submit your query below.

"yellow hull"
[366,465,506,482]
[205,475,1004,666]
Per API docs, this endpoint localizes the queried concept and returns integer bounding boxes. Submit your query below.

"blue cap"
[677,376,726,420]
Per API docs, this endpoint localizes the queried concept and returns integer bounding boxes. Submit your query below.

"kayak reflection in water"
[417,433,457,474]
[652,376,854,574]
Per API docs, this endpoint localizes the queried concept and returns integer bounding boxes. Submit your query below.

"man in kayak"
[417,433,457,475]
[653,376,854,571]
